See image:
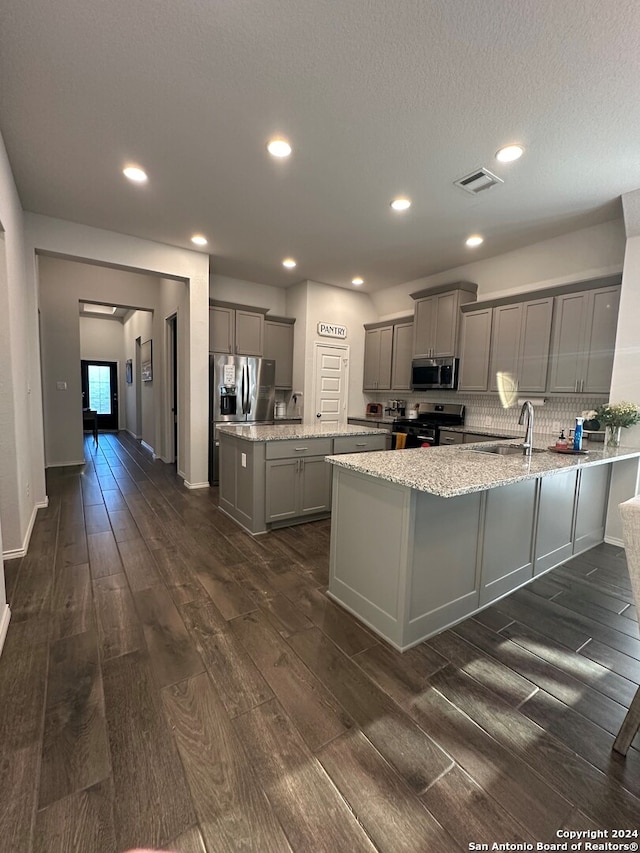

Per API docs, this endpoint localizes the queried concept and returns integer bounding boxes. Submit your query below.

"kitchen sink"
[466,443,546,456]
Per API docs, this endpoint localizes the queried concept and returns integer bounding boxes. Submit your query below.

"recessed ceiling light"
[495,144,524,163]
[390,197,411,211]
[466,235,484,247]
[123,166,148,183]
[282,258,297,269]
[267,138,292,158]
[352,277,364,286]
[191,234,208,246]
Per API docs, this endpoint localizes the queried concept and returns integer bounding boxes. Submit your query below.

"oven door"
[395,424,437,448]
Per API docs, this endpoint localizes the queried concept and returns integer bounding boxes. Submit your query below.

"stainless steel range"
[393,402,465,448]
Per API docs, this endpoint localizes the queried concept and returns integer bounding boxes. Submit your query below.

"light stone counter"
[326,438,640,498]
[216,423,388,441]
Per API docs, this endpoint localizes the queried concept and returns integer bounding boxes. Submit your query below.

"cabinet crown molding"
[460,273,622,313]
[364,315,413,331]
[209,299,269,315]
[410,281,478,300]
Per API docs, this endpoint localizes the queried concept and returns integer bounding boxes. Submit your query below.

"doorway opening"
[167,313,178,464]
[80,360,119,431]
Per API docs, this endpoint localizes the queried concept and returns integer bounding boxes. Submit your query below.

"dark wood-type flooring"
[1,431,639,852]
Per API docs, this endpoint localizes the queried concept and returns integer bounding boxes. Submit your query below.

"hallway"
[0,433,638,852]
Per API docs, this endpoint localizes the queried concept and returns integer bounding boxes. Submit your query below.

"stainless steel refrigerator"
[209,354,276,484]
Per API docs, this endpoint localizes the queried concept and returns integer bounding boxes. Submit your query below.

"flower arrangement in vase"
[594,402,640,448]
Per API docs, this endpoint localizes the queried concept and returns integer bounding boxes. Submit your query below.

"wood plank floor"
[1,431,639,852]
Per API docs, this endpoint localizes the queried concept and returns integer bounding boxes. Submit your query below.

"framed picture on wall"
[141,339,153,382]
[125,359,133,384]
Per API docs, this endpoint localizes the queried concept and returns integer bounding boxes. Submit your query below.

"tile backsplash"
[368,391,605,436]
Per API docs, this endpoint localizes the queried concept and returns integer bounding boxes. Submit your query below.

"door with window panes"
[80,360,119,431]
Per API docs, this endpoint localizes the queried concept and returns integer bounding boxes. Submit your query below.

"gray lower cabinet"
[534,469,578,575]
[265,456,332,522]
[574,463,610,554]
[479,479,536,606]
[220,431,387,534]
[438,430,463,446]
[328,458,615,651]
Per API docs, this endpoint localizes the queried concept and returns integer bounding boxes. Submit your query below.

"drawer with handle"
[332,435,388,454]
[265,437,333,460]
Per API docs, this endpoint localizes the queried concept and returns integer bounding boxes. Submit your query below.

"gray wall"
[38,256,186,466]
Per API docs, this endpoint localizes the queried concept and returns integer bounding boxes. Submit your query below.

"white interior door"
[313,343,349,426]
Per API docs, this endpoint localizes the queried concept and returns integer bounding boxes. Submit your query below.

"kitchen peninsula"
[217,423,388,534]
[326,439,640,651]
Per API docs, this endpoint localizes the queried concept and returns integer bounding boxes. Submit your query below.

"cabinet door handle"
[355,442,367,447]
[294,447,308,451]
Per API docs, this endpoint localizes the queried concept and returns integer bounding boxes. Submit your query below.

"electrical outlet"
[552,421,561,433]
[26,482,30,497]
[485,416,493,426]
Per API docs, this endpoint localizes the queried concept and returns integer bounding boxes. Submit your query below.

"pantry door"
[80,360,119,431]
[313,343,349,427]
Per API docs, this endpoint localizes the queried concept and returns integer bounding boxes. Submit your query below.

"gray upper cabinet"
[391,321,413,390]
[548,285,620,393]
[411,286,477,358]
[489,297,552,393]
[264,317,295,388]
[209,304,264,355]
[458,307,492,391]
[363,325,393,391]
[210,305,234,353]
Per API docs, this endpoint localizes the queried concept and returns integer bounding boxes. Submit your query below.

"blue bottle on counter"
[573,417,584,451]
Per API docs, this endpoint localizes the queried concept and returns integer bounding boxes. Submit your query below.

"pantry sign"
[317,321,347,339]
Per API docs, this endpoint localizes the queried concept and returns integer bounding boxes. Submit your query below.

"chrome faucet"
[518,400,534,456]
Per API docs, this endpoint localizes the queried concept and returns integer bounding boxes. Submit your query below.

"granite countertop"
[348,414,398,424]
[325,437,640,498]
[216,423,389,441]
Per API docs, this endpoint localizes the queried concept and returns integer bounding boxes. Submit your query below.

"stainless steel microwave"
[411,356,459,390]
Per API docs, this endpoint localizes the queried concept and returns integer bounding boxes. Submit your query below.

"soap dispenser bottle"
[573,417,584,451]
[555,430,568,450]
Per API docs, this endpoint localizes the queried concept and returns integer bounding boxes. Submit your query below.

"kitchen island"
[217,423,388,534]
[326,438,640,651]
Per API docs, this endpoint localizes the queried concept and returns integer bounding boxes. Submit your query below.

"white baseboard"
[177,469,186,480]
[125,428,143,440]
[36,497,49,509]
[141,440,156,459]
[2,501,40,560]
[0,606,11,657]
[45,459,86,468]
[184,480,210,490]
[604,535,625,548]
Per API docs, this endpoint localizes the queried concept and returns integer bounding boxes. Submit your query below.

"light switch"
[56,381,67,390]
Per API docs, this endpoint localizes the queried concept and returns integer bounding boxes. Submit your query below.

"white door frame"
[311,341,350,425]
[163,311,178,466]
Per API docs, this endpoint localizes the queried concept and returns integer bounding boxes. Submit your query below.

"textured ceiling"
[1,0,638,291]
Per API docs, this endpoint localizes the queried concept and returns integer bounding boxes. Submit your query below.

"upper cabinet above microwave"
[410,282,478,358]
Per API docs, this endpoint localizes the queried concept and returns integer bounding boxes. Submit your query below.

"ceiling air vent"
[454,167,504,195]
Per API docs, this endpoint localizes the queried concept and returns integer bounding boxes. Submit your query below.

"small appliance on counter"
[274,401,287,419]
[366,402,383,417]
